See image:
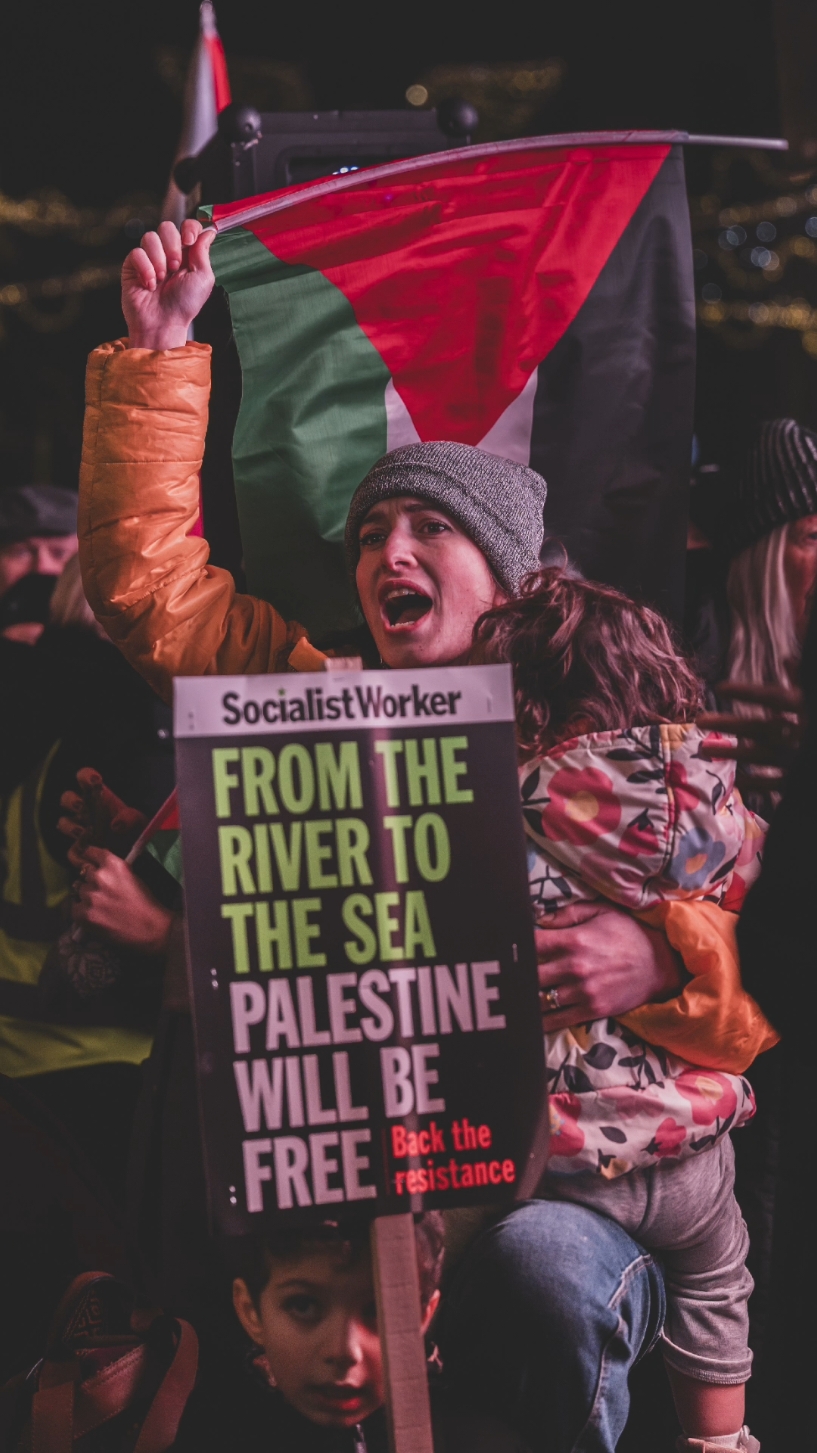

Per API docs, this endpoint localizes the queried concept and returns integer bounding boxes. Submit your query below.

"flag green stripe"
[212,228,390,637]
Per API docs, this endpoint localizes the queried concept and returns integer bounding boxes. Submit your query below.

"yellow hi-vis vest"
[0,743,152,1077]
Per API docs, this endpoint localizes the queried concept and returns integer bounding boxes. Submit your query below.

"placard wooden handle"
[371,1214,434,1453]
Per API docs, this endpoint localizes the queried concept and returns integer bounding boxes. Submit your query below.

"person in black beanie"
[725,418,817,700]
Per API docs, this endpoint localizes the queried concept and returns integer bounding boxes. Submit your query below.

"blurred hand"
[536,902,684,1032]
[58,768,146,869]
[698,682,803,771]
[2,623,44,645]
[122,218,216,350]
[72,847,173,953]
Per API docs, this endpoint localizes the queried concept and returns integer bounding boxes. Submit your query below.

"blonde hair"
[48,553,106,638]
[726,522,800,697]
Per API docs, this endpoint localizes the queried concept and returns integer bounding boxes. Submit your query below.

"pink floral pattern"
[522,724,764,1178]
[650,1119,688,1158]
[675,1069,738,1126]
[548,1094,585,1157]
[522,723,764,914]
[538,765,622,846]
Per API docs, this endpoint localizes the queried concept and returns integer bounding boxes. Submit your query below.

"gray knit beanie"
[344,442,547,593]
[732,418,817,554]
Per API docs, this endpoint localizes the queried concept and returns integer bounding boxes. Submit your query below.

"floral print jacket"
[522,723,765,1178]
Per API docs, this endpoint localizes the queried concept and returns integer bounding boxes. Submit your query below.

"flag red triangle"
[236,144,669,445]
[125,789,180,865]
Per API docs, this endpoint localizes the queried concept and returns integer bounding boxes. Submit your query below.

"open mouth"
[382,588,433,628]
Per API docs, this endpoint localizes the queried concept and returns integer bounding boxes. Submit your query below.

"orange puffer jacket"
[78,340,777,1073]
[79,339,326,700]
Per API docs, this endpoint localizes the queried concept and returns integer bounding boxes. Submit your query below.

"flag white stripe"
[477,369,539,466]
[161,3,222,226]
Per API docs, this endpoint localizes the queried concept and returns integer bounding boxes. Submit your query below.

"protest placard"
[174,664,547,1234]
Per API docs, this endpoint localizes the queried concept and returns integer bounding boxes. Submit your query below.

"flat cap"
[0,485,78,546]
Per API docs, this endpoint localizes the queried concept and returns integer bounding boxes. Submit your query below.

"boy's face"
[234,1247,382,1427]
[233,1244,439,1428]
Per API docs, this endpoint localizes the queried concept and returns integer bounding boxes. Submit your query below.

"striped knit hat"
[733,418,817,553]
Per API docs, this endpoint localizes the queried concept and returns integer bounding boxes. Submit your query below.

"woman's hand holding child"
[536,902,683,1032]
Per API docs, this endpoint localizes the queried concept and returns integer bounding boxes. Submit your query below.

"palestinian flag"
[209,133,696,637]
[162,1,231,228]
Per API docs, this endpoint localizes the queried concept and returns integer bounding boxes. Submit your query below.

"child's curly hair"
[471,568,704,755]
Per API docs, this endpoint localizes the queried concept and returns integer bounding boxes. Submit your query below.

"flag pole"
[163,2,232,228]
[372,1215,435,1453]
[209,130,787,234]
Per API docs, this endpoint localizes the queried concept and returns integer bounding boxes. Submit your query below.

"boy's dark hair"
[233,1213,445,1308]
[472,568,704,754]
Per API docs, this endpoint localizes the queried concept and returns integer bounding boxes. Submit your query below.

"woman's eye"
[359,531,384,548]
[422,520,450,535]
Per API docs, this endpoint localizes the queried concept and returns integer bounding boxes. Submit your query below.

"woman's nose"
[381,523,417,571]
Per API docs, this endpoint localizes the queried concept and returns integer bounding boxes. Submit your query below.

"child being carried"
[473,568,771,1453]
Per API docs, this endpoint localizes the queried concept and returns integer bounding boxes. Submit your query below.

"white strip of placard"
[174,663,514,737]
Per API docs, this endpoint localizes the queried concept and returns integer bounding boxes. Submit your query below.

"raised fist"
[121,218,216,350]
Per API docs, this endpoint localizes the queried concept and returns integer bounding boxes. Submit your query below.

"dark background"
[2,0,815,500]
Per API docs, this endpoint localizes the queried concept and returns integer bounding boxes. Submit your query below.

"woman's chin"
[377,619,456,668]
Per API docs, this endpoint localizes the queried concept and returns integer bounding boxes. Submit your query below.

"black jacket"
[173,1355,529,1453]
[732,610,816,1445]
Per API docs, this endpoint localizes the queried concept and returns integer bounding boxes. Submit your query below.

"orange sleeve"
[78,340,322,702]
[619,900,779,1074]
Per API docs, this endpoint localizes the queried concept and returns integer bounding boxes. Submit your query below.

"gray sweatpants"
[544,1136,752,1384]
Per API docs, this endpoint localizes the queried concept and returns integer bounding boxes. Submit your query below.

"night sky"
[0,1,784,488]
[1,2,780,200]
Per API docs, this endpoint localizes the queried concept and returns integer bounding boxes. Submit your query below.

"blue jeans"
[437,1201,666,1453]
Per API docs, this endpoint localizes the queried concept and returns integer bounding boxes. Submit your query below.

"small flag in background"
[162,2,231,227]
[209,136,695,637]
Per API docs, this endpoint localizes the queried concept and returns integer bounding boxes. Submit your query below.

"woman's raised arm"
[78,222,317,702]
[122,219,216,351]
